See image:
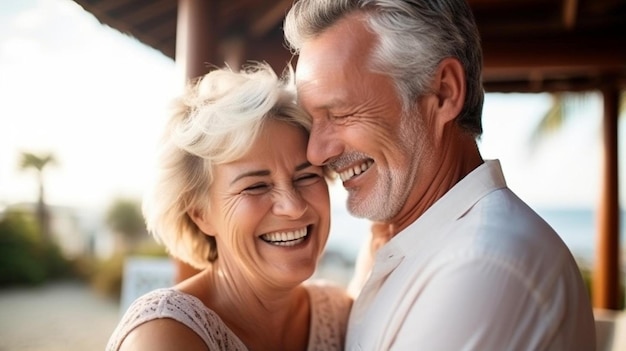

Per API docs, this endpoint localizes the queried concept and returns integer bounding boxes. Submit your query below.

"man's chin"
[347,197,385,221]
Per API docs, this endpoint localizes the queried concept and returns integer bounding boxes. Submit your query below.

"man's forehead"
[294,53,351,109]
[296,17,375,76]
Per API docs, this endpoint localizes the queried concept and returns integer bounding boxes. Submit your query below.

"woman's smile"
[260,226,310,247]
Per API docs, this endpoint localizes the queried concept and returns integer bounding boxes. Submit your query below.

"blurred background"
[1,0,625,350]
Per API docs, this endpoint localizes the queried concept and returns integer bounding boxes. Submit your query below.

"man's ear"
[430,57,466,138]
[188,208,216,236]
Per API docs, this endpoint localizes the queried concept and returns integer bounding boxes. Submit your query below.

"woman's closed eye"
[242,183,270,195]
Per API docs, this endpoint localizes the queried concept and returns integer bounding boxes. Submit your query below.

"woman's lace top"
[106,280,352,350]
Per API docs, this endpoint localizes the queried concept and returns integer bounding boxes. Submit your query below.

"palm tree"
[529,90,625,309]
[19,152,56,242]
[529,91,625,145]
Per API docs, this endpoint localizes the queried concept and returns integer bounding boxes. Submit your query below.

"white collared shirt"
[346,160,595,351]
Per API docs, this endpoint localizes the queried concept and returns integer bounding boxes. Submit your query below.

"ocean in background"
[534,207,626,267]
[325,206,626,269]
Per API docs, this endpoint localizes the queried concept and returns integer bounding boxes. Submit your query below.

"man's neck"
[389,132,483,236]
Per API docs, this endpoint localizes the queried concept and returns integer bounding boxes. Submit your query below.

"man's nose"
[307,121,343,166]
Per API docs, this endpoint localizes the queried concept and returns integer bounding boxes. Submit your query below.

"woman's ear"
[430,57,466,138]
[188,208,216,236]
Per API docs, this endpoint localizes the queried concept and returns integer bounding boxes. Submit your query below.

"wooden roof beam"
[562,0,578,29]
[482,34,626,71]
[87,0,130,13]
[117,0,174,26]
[483,73,626,93]
[249,0,293,38]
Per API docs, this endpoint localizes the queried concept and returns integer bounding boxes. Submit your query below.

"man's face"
[295,14,431,222]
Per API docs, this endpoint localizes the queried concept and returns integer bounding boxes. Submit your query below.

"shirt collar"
[378,159,508,259]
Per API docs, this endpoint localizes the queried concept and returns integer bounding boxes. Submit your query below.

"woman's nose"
[272,188,308,218]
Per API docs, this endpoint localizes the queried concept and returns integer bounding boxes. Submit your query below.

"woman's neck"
[177,264,311,351]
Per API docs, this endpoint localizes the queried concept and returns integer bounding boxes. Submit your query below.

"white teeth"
[339,160,373,182]
[261,227,308,246]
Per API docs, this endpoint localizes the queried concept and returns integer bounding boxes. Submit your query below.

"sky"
[1,0,623,218]
[0,0,177,213]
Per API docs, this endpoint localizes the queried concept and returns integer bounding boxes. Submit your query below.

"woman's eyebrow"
[230,169,270,185]
[230,162,312,185]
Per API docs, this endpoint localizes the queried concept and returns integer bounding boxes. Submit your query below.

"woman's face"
[196,119,331,287]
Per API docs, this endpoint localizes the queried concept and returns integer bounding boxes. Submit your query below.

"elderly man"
[284,0,596,350]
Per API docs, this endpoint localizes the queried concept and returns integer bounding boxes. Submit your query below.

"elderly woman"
[106,63,352,351]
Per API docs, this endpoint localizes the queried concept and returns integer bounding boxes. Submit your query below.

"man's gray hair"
[284,0,484,137]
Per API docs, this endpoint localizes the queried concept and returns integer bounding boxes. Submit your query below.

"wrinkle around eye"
[240,183,271,195]
[295,173,324,187]
[330,113,364,127]
[330,113,354,123]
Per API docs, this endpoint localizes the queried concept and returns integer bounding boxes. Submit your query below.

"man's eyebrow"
[296,161,313,171]
[230,170,270,185]
[308,98,344,111]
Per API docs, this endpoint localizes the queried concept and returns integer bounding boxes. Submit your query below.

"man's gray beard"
[346,108,424,222]
[345,167,408,221]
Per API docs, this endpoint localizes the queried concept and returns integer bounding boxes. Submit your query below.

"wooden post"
[172,0,221,282]
[176,0,220,81]
[593,84,621,309]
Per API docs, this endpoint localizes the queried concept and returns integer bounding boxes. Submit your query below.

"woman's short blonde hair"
[142,62,312,269]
